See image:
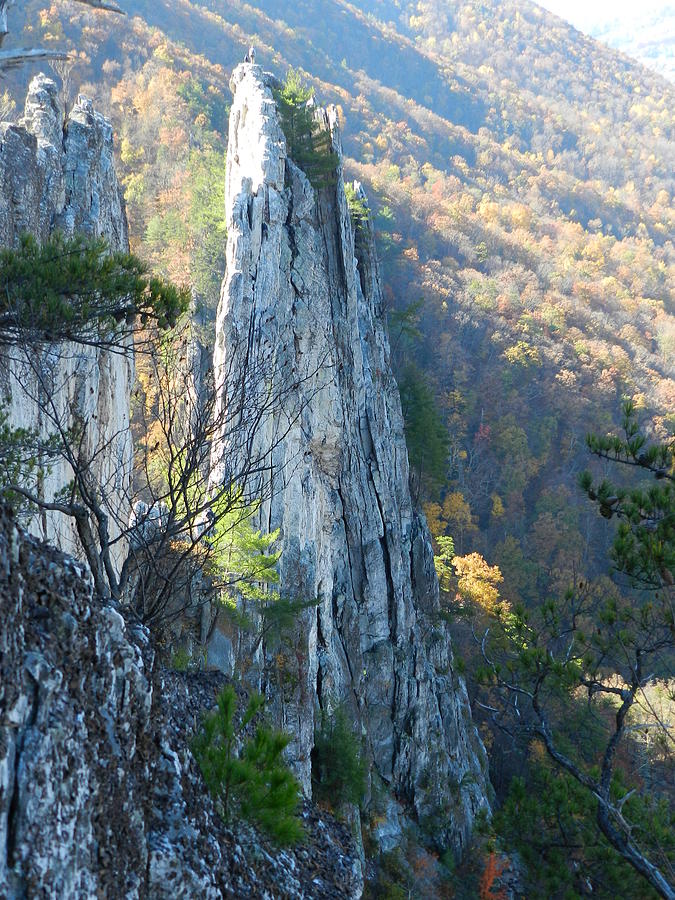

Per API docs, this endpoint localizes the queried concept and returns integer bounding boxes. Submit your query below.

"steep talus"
[0,75,131,565]
[210,64,489,852]
[0,505,362,898]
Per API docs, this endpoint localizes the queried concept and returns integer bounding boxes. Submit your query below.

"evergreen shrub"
[273,69,336,190]
[192,685,304,845]
[312,705,367,809]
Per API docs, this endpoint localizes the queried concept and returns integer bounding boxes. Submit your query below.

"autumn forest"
[3,1,674,897]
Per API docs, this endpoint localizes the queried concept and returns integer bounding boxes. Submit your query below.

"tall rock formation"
[0,72,363,900]
[0,74,132,565]
[210,64,490,853]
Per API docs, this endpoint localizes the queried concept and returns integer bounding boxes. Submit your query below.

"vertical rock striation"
[0,75,132,565]
[210,64,489,853]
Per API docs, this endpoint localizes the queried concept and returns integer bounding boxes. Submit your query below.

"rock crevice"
[0,75,132,565]
[210,63,490,851]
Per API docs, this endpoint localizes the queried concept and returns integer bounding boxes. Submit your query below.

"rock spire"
[0,75,132,565]
[210,63,490,852]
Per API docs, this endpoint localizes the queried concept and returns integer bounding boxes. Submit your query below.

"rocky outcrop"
[0,505,362,898]
[210,64,490,854]
[0,75,132,566]
[0,73,128,246]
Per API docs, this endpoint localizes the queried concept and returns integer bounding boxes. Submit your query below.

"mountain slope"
[591,8,675,84]
[537,1,675,82]
[7,0,675,609]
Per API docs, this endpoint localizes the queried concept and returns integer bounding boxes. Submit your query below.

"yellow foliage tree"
[433,535,456,593]
[424,491,477,557]
[452,552,504,615]
[491,493,505,519]
[423,500,444,540]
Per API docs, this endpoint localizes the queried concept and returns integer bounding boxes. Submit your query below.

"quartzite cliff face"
[0,505,362,898]
[0,74,363,900]
[210,64,490,852]
[0,75,132,564]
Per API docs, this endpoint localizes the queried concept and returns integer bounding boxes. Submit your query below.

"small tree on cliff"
[479,401,674,899]
[273,69,337,190]
[0,232,187,600]
[0,232,187,348]
[0,232,330,643]
[192,685,304,844]
[397,362,449,497]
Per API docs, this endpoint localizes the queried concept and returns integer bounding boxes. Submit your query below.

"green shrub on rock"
[273,69,336,190]
[192,685,303,845]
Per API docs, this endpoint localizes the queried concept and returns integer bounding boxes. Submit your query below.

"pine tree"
[397,363,450,492]
[273,69,336,190]
[192,686,304,845]
[0,232,189,348]
[313,705,367,809]
[581,398,674,589]
[483,400,675,899]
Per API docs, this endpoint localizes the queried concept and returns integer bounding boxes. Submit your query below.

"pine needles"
[273,69,336,190]
[192,685,304,845]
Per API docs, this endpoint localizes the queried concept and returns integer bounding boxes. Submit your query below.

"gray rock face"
[0,517,158,898]
[0,505,363,899]
[210,64,490,853]
[0,75,132,566]
[0,73,128,251]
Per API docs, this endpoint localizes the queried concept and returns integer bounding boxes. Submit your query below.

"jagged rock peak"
[0,75,131,562]
[210,63,490,854]
[226,64,286,211]
[0,73,128,250]
[20,72,64,148]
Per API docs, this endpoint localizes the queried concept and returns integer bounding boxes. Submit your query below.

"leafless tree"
[49,55,76,112]
[0,0,124,70]
[2,312,333,650]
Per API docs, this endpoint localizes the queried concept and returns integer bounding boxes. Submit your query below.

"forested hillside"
[3,3,674,894]
[587,6,675,83]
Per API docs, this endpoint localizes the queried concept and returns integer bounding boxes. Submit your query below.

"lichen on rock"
[210,63,490,853]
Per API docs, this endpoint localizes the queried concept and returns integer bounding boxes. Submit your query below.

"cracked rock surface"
[210,64,490,853]
[0,506,362,898]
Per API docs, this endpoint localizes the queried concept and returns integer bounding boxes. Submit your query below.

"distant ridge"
[535,0,675,82]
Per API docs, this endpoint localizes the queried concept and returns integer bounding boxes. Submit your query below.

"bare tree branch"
[0,0,124,70]
[71,0,125,13]
[0,48,69,69]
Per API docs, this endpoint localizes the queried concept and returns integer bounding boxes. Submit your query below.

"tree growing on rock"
[479,401,675,899]
[0,232,186,348]
[192,685,304,845]
[0,232,328,651]
[273,69,337,190]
